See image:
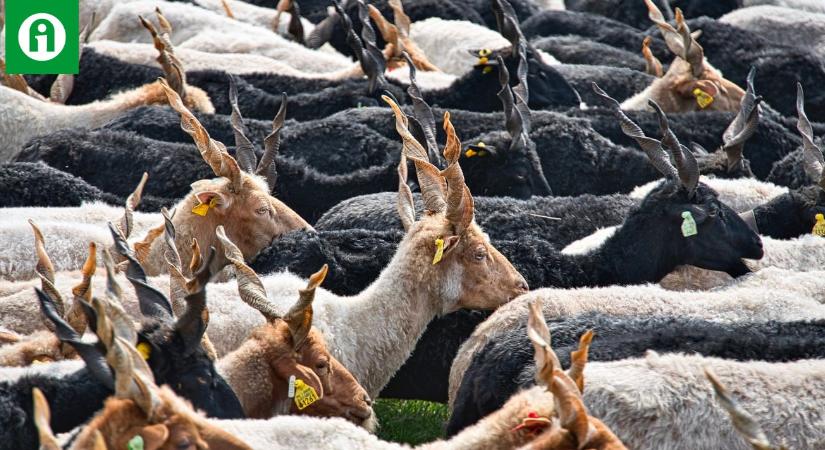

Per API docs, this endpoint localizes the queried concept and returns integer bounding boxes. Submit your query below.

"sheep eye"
[316,361,328,371]
[256,206,268,215]
[176,438,192,450]
[474,247,488,261]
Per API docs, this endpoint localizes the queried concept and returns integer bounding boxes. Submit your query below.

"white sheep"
[408,17,559,77]
[0,82,213,162]
[88,1,352,75]
[192,0,316,42]
[212,384,553,450]
[447,271,825,407]
[742,0,825,14]
[630,177,788,213]
[720,6,825,60]
[583,352,825,449]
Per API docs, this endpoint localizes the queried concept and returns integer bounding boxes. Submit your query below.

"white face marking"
[440,263,464,315]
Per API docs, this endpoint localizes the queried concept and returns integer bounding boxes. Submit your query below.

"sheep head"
[368,1,439,72]
[217,228,375,428]
[156,79,311,277]
[385,95,529,312]
[633,1,744,113]
[595,83,764,277]
[110,227,246,419]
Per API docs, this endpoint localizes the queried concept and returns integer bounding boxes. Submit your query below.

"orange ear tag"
[192,197,219,217]
[692,88,714,109]
[432,238,445,265]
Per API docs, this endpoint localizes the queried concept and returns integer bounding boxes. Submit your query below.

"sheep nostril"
[363,395,373,407]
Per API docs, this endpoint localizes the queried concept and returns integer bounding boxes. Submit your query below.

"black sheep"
[521,9,670,59]
[531,35,648,71]
[682,17,825,122]
[0,162,167,211]
[565,0,673,30]
[448,313,825,435]
[0,274,244,450]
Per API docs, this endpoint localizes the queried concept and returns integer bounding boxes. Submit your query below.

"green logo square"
[4,0,79,74]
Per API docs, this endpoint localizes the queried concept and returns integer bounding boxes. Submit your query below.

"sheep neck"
[330,234,445,398]
[560,214,676,287]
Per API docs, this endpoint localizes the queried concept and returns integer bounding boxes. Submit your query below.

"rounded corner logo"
[17,13,67,62]
[4,1,79,75]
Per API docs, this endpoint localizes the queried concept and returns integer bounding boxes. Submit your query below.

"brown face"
[659,59,745,113]
[181,175,312,270]
[268,326,374,427]
[420,217,528,312]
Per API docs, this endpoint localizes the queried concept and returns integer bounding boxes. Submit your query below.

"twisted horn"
[216,226,281,321]
[592,83,679,180]
[796,83,825,189]
[67,242,97,335]
[284,265,327,350]
[642,36,663,77]
[441,112,474,234]
[397,154,416,231]
[229,76,258,173]
[649,100,699,195]
[722,67,762,173]
[403,52,443,167]
[29,220,64,321]
[383,95,447,213]
[160,78,243,191]
[258,93,288,189]
[706,368,779,450]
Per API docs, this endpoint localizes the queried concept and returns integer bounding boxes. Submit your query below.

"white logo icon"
[17,13,66,62]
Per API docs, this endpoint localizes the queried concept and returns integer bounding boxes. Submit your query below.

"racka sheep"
[447,268,825,407]
[448,309,825,434]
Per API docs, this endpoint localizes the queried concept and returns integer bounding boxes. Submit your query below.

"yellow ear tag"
[692,88,714,109]
[136,342,151,360]
[478,56,489,65]
[432,238,445,265]
[681,211,698,237]
[465,148,478,158]
[191,197,219,217]
[482,66,493,74]
[293,379,319,410]
[813,213,825,237]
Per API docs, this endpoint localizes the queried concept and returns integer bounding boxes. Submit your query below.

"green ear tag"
[681,211,698,237]
[127,435,144,450]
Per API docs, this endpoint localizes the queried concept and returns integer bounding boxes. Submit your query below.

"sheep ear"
[642,36,663,77]
[397,154,416,231]
[566,330,594,393]
[285,265,327,350]
[32,388,61,450]
[138,423,170,450]
[194,191,230,212]
[550,369,596,448]
[527,299,561,385]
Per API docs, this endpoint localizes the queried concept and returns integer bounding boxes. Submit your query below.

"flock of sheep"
[1,0,825,448]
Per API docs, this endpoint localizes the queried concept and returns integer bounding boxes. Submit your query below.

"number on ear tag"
[692,88,714,109]
[432,238,445,265]
[293,379,319,410]
[813,213,825,237]
[681,211,698,237]
[127,435,144,450]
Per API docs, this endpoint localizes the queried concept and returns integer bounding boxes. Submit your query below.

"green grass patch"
[374,398,449,445]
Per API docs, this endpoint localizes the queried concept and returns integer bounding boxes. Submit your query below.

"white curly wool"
[630,177,788,213]
[409,18,510,76]
[192,0,316,42]
[584,353,825,450]
[742,0,825,13]
[720,6,825,59]
[0,205,158,281]
[88,1,352,74]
